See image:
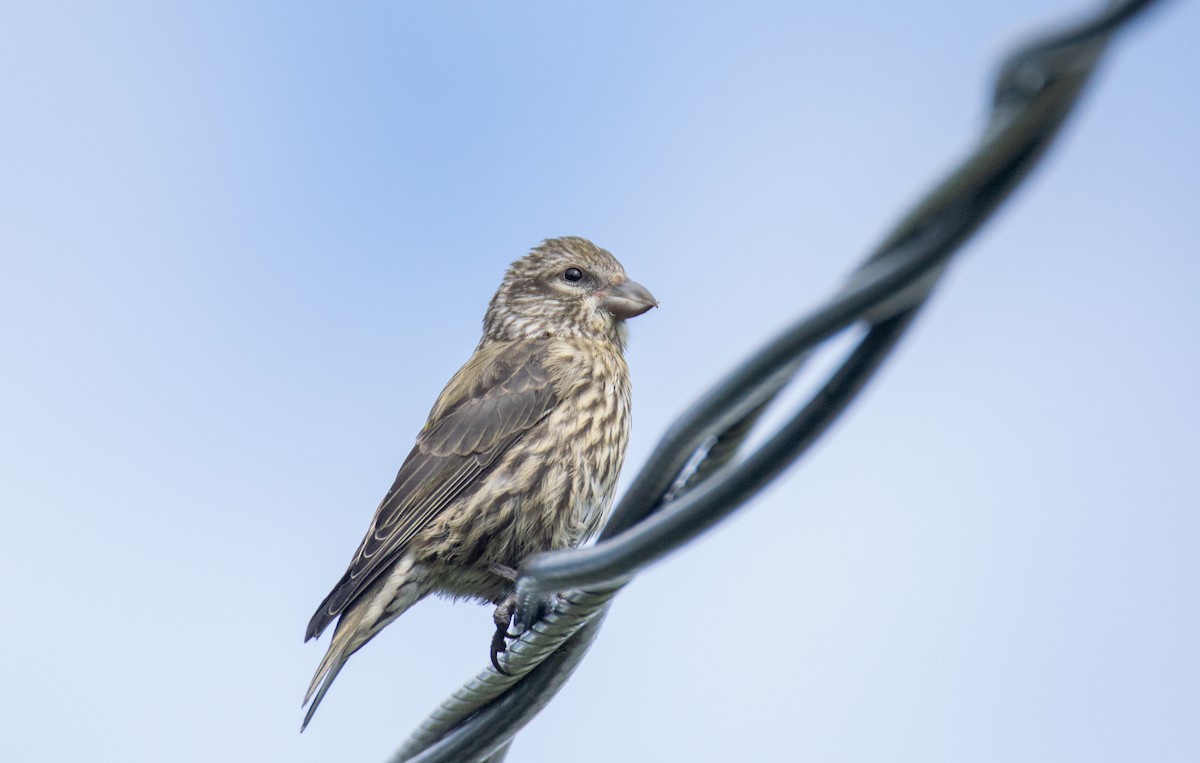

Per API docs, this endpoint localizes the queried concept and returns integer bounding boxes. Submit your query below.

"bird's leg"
[486,563,557,673]
[489,561,523,629]
[488,565,525,674]
[488,564,529,632]
[489,563,518,583]
[490,594,517,675]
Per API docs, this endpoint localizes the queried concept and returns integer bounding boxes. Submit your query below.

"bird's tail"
[301,562,428,731]
[302,605,368,732]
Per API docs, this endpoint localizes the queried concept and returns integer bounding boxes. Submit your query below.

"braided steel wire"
[390,1,1165,760]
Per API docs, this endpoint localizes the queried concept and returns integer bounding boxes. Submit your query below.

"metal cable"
[389,2,1165,760]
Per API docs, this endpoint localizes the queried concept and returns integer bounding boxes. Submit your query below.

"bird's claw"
[512,590,556,635]
[489,588,561,674]
[490,596,517,675]
[490,628,512,676]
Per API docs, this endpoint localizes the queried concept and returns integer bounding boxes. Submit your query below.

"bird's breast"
[421,339,633,600]
[544,341,632,544]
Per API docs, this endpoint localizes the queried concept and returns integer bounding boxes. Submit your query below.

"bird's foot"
[512,589,557,636]
[487,569,560,674]
[490,595,519,675]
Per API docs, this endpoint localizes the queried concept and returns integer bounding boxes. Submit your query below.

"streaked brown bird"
[302,237,656,730]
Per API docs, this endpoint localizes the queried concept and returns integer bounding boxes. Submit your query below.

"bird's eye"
[563,267,584,283]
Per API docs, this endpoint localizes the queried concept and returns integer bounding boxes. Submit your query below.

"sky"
[1,1,1197,761]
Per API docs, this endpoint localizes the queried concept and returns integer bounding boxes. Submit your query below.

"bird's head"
[482,237,657,345]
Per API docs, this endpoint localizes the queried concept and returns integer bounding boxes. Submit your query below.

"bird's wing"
[306,341,557,641]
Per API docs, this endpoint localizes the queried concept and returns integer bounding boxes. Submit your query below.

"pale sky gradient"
[2,1,1197,761]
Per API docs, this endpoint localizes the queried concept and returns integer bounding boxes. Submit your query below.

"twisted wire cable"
[390,2,1165,760]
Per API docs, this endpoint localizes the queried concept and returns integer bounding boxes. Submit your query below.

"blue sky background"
[2,1,1197,761]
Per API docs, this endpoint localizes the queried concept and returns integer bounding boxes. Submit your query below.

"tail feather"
[302,606,365,731]
[301,556,428,731]
[305,584,344,642]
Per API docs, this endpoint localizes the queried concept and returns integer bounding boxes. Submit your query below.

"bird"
[302,236,656,731]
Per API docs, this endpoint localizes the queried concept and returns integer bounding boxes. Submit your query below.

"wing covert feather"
[305,342,556,640]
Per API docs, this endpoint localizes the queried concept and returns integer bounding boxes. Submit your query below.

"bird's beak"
[601,278,658,320]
